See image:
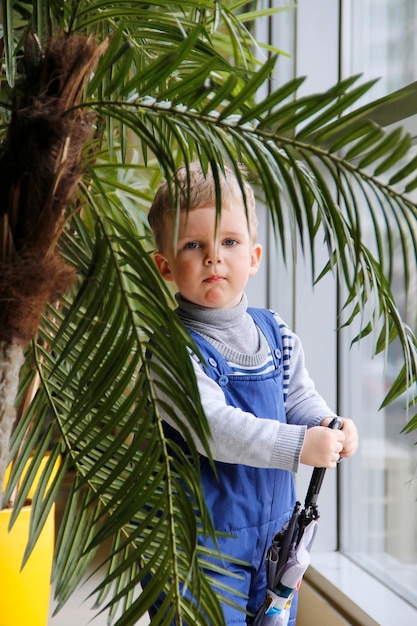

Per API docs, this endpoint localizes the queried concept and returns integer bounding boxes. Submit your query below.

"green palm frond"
[89,72,417,339]
[6,210,234,624]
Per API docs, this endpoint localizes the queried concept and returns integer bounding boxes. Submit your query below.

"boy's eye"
[184,241,200,249]
[223,239,237,246]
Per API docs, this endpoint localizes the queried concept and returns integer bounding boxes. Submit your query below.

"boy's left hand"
[321,416,359,459]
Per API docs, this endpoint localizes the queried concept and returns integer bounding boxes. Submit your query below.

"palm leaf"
[9,210,234,624]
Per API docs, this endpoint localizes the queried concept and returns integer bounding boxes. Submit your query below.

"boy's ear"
[154,252,173,281]
[249,243,263,276]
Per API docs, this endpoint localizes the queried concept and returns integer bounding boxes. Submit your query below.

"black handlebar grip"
[304,417,343,508]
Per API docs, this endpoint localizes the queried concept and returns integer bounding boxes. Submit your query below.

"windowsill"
[306,552,417,626]
[48,550,416,625]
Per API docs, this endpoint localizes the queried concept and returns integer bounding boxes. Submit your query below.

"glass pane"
[346,0,417,101]
[341,0,417,606]
[339,172,417,606]
[341,333,417,607]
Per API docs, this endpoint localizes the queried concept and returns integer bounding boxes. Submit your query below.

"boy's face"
[154,201,262,309]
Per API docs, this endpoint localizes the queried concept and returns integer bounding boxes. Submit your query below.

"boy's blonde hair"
[148,161,258,251]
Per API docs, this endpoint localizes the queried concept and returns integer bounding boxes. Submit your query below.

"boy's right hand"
[300,425,345,468]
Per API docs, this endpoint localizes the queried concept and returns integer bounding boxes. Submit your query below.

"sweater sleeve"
[156,355,306,473]
[275,313,337,426]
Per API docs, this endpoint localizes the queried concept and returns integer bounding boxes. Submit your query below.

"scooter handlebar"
[304,417,343,509]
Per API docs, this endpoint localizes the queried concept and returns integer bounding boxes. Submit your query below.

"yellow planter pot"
[0,503,55,626]
[0,454,60,625]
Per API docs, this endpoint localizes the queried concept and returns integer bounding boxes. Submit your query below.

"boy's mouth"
[204,275,224,283]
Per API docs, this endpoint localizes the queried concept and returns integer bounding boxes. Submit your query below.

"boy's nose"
[204,243,222,265]
[204,251,222,265]
[205,255,222,265]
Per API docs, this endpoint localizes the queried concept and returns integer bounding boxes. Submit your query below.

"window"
[341,0,417,609]
[252,0,417,619]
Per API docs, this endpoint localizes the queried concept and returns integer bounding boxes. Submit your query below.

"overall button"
[274,348,282,360]
[208,357,217,367]
[218,375,229,386]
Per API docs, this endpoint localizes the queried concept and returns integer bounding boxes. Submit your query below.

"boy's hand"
[320,416,359,460]
[300,425,345,468]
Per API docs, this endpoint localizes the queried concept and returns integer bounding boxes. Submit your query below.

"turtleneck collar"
[174,292,265,359]
[175,292,248,329]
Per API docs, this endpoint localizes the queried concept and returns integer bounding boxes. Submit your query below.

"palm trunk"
[0,340,25,496]
[0,34,109,498]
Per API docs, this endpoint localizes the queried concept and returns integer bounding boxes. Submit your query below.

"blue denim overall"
[185,308,297,625]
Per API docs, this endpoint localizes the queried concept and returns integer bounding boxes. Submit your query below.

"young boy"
[147,162,358,625]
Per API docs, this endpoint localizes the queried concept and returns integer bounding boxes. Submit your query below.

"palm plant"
[0,1,416,625]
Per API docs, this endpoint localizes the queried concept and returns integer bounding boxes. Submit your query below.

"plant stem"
[0,340,25,499]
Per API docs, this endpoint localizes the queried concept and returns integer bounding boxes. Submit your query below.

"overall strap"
[247,307,283,369]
